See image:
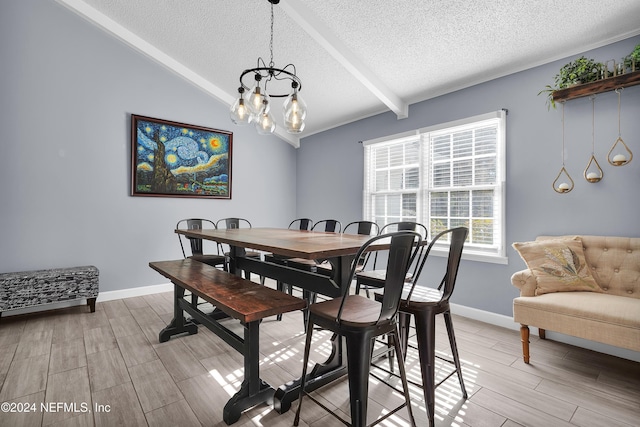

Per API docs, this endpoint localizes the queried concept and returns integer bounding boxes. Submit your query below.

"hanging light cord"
[561,102,566,166]
[616,88,623,137]
[591,95,596,155]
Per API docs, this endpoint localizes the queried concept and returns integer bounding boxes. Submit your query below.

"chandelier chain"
[269,2,275,68]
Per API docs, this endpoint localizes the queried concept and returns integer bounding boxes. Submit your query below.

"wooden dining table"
[174,227,387,413]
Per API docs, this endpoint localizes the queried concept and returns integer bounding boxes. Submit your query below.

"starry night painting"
[131,115,232,199]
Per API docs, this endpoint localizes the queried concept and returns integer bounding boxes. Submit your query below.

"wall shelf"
[552,70,640,102]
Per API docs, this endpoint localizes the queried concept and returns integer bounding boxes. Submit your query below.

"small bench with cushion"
[0,265,98,317]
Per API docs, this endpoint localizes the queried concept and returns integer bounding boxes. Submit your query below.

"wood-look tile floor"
[0,281,638,427]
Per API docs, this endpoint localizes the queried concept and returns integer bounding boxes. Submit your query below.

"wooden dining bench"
[149,259,306,425]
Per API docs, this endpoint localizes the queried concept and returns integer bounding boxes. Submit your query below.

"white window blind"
[363,111,507,263]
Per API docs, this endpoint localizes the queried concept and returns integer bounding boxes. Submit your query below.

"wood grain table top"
[175,227,386,260]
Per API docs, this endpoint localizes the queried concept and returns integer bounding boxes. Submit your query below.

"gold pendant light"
[584,96,603,183]
[553,102,574,193]
[607,88,633,166]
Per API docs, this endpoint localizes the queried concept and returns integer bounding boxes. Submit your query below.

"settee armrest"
[511,269,537,297]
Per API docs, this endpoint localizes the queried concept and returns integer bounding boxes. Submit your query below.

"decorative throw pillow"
[512,237,602,295]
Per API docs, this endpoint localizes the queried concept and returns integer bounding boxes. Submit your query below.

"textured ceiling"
[57,0,640,146]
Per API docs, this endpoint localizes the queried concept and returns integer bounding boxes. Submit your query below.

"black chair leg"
[390,327,417,426]
[443,310,467,398]
[293,319,315,426]
[414,310,437,427]
[301,290,317,329]
[275,281,286,321]
[399,312,411,359]
[346,332,373,427]
[388,311,411,374]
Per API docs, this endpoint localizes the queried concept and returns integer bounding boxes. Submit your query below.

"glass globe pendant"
[229,88,252,125]
[255,99,276,134]
[246,74,270,117]
[283,82,307,134]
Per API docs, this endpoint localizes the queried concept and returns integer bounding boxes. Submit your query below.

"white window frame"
[363,110,507,264]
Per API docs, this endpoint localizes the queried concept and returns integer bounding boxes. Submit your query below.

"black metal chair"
[176,218,226,269]
[355,221,428,297]
[294,231,422,427]
[215,218,262,280]
[377,227,469,427]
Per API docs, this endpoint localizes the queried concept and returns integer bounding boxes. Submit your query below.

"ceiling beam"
[54,0,300,148]
[280,0,408,119]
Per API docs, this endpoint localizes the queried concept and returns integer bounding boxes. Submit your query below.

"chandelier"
[229,0,307,135]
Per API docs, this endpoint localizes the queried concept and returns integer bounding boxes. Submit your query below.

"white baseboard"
[450,303,640,363]
[96,282,174,302]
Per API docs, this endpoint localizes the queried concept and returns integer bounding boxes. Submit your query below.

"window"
[363,111,507,263]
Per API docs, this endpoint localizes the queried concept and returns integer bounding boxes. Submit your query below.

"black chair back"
[289,218,313,230]
[176,218,216,257]
[373,221,428,276]
[311,219,342,233]
[343,221,380,236]
[217,217,252,230]
[406,227,468,303]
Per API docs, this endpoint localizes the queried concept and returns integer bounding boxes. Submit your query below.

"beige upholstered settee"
[511,235,640,363]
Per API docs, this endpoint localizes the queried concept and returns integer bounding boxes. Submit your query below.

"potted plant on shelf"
[539,56,602,109]
[623,43,640,72]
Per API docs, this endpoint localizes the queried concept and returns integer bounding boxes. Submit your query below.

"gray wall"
[297,36,640,317]
[1,0,638,317]
[0,0,298,292]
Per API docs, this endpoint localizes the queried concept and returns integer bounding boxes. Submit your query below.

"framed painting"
[131,114,232,199]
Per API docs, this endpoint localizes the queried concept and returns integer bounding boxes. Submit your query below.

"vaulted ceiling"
[58,0,640,147]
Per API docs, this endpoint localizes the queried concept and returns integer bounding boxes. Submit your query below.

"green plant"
[538,56,602,109]
[555,56,601,88]
[630,43,640,62]
[623,43,640,71]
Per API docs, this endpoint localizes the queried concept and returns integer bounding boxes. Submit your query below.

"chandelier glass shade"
[229,0,306,135]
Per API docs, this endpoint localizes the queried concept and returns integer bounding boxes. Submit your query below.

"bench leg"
[520,325,530,364]
[223,320,274,424]
[539,328,546,339]
[87,298,96,313]
[159,284,198,343]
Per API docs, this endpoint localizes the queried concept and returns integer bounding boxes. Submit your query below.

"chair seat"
[310,295,382,327]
